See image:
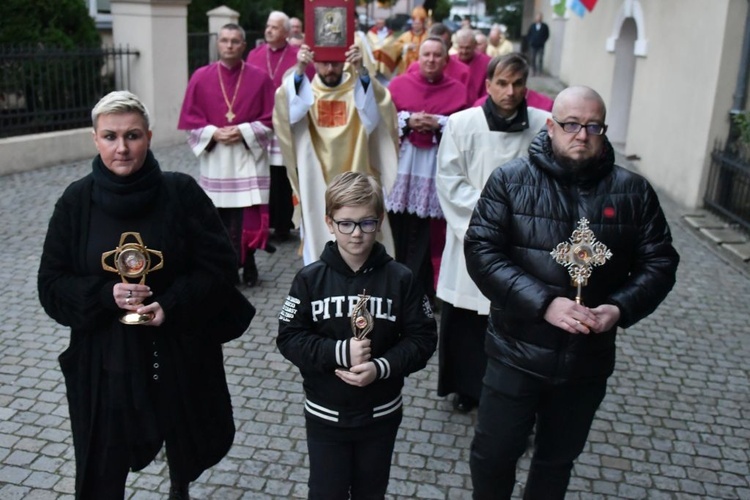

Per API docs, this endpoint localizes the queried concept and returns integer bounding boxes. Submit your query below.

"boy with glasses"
[277,172,437,499]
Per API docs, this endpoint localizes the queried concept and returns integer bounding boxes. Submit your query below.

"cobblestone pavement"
[1,143,749,499]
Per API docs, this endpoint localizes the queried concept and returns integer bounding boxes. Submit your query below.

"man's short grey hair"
[269,11,291,32]
[91,90,151,130]
[221,23,246,41]
[456,28,476,43]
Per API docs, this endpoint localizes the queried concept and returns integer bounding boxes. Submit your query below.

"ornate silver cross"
[550,218,612,304]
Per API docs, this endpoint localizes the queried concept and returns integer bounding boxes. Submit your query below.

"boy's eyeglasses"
[331,219,379,234]
[552,117,607,136]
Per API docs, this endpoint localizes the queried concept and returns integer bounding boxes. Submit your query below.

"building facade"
[525,0,750,210]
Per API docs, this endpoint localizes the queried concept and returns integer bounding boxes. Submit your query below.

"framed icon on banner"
[305,0,354,62]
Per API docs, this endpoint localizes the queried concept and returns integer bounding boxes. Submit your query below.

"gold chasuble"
[395,30,427,75]
[309,75,367,181]
[366,30,400,80]
[273,66,398,263]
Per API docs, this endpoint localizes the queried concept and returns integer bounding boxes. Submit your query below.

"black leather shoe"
[264,243,277,254]
[452,394,477,413]
[272,229,291,242]
[169,483,190,500]
[242,253,258,287]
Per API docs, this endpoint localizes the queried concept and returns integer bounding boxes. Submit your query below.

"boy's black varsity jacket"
[277,241,437,427]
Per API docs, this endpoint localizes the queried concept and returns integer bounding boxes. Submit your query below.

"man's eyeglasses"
[331,219,379,234]
[552,117,607,136]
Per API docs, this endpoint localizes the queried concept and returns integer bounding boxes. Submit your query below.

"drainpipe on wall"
[730,0,750,119]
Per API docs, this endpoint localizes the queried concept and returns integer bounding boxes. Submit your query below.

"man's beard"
[320,74,343,87]
[550,140,601,173]
[556,154,599,173]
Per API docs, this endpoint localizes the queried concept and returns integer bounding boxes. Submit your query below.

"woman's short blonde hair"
[91,90,151,130]
[325,172,384,217]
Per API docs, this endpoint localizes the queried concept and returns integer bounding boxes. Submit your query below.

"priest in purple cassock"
[452,28,493,103]
[179,23,275,286]
[246,11,315,243]
[385,36,469,302]
[406,22,473,106]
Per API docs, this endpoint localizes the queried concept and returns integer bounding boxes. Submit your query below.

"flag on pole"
[567,0,587,18]
[551,0,567,17]
[580,0,598,11]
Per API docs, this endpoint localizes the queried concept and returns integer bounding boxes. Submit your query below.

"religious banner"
[305,0,355,62]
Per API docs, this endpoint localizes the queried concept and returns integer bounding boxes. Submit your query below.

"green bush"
[0,0,102,136]
[188,0,304,33]
[0,0,100,47]
[732,111,750,144]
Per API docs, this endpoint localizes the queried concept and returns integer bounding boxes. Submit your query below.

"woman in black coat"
[38,91,254,499]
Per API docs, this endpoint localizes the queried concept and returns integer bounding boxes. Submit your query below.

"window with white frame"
[87,0,112,29]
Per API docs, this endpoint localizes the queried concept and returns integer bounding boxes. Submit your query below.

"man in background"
[394,7,428,74]
[247,11,315,242]
[386,36,468,302]
[475,32,489,55]
[179,24,275,286]
[289,17,303,38]
[526,12,549,75]
[436,53,549,413]
[487,24,513,58]
[366,17,400,85]
[452,28,492,102]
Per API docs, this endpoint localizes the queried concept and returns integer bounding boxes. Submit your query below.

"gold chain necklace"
[217,61,244,122]
[266,44,289,80]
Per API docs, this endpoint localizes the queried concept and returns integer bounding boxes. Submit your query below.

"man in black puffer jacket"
[464,86,679,499]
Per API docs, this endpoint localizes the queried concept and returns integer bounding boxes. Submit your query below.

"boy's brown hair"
[325,172,384,217]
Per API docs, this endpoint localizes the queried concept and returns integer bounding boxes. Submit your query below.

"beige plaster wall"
[111,0,190,148]
[555,0,746,209]
[0,129,93,177]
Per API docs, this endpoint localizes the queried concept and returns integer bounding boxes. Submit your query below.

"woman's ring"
[126,298,131,305]
[127,290,133,298]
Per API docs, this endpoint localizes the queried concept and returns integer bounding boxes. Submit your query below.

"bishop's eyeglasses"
[331,219,379,234]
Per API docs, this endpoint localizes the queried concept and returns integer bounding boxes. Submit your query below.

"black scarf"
[482,97,531,133]
[91,150,163,218]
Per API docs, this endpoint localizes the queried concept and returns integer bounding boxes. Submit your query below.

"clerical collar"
[502,110,518,122]
[481,97,530,133]
[219,60,241,70]
[269,43,288,52]
[421,73,444,84]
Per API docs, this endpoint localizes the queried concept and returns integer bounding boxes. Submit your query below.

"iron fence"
[704,141,750,232]
[188,33,216,76]
[0,44,139,138]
